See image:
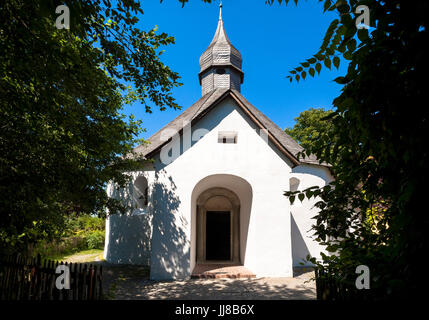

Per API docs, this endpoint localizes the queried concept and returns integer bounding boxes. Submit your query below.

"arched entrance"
[196,187,240,264]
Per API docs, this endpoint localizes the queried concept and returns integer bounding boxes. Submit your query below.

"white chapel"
[104,5,333,280]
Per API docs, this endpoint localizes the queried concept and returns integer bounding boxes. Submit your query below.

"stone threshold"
[191,264,256,279]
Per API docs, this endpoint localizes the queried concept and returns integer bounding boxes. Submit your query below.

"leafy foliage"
[0,0,181,254]
[275,0,429,299]
[30,214,105,258]
[285,108,336,165]
[269,0,371,83]
[86,230,105,250]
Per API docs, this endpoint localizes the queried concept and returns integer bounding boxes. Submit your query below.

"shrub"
[86,230,105,250]
[29,215,106,258]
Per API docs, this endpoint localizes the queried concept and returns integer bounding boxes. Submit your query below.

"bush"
[29,214,106,258]
[86,230,105,250]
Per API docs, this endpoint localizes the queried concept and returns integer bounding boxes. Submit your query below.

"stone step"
[191,264,256,279]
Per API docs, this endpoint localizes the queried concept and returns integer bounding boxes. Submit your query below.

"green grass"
[44,248,104,263]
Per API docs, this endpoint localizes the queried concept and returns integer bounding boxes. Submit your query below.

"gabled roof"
[133,89,328,168]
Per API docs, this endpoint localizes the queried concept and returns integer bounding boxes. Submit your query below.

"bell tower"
[199,3,244,96]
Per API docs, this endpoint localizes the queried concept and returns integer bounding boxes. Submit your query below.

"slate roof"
[133,88,328,168]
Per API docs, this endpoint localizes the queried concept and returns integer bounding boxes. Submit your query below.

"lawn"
[45,249,104,263]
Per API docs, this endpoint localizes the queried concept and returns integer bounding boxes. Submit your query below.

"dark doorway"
[206,211,231,261]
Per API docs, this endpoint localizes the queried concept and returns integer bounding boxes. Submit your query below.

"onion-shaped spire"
[199,3,244,95]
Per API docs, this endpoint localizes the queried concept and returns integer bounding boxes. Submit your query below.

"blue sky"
[123,0,347,140]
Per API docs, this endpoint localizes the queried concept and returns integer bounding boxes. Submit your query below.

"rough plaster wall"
[104,213,152,265]
[290,165,334,266]
[103,171,154,266]
[104,98,333,279]
[149,98,295,279]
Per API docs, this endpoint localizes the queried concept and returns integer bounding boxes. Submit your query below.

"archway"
[196,187,240,264]
[191,174,253,272]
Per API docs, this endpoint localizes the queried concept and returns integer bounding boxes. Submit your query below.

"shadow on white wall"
[149,170,189,279]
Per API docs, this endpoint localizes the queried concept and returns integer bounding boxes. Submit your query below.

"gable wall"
[149,97,296,279]
[104,97,333,279]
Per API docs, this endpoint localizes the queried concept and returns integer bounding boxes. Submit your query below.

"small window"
[289,177,300,192]
[218,131,237,144]
[133,176,149,208]
[216,68,226,75]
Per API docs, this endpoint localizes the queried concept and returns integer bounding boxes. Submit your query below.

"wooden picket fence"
[0,254,103,300]
[315,266,373,300]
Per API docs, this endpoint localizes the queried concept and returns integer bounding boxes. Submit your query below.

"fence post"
[48,259,54,300]
[0,254,103,301]
[82,264,87,300]
[99,265,103,300]
[89,265,94,300]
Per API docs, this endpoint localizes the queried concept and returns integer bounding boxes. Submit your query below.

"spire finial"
[199,0,243,96]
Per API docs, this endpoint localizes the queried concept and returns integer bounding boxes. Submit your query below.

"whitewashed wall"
[103,172,154,266]
[148,97,295,279]
[290,164,334,266]
[104,97,333,279]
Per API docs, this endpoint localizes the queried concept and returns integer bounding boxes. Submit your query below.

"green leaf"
[337,42,347,53]
[315,53,325,60]
[301,71,307,80]
[347,39,357,52]
[315,62,322,74]
[357,28,369,42]
[333,56,340,69]
[326,47,335,56]
[333,76,347,84]
[324,58,331,70]
[0,0,182,249]
[309,68,315,77]
[323,0,332,12]
[337,25,346,36]
[343,51,353,60]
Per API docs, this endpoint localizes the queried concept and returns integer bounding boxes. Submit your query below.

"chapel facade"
[104,5,333,280]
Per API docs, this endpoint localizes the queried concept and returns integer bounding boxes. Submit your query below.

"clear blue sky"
[123,0,347,141]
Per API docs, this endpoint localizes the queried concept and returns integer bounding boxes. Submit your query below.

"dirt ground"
[100,263,316,300]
